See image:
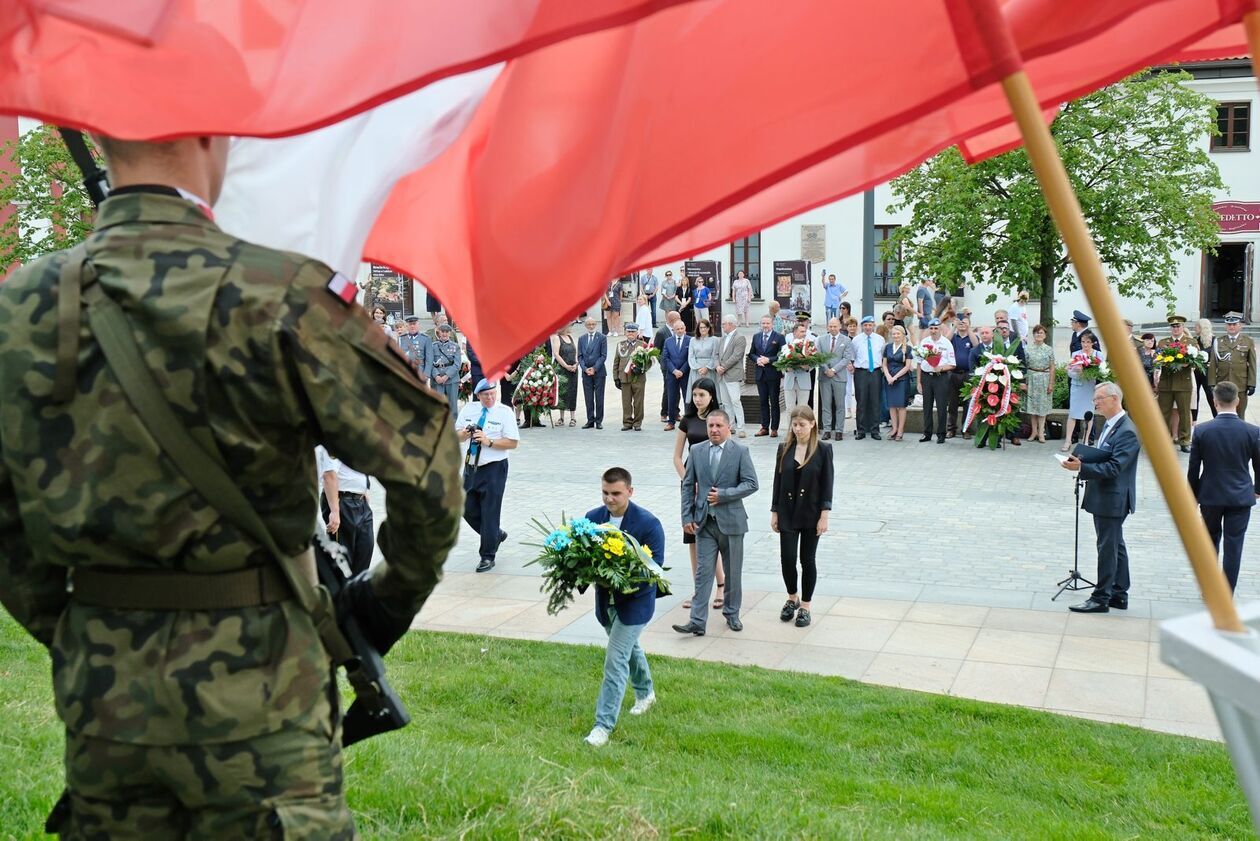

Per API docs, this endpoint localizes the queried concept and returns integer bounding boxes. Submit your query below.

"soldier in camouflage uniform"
[1209,311,1257,419]
[613,323,649,431]
[397,313,429,382]
[1156,314,1195,452]
[0,136,462,838]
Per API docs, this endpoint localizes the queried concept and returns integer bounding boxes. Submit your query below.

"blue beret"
[928,318,941,327]
[473,378,496,394]
[860,315,875,324]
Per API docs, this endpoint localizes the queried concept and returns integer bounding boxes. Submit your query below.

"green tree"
[0,126,99,270]
[884,71,1223,327]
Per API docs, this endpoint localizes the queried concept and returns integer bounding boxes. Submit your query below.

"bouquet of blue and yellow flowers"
[526,515,671,615]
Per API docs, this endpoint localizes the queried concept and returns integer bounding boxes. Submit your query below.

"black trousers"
[582,370,606,423]
[666,369,690,423]
[852,368,881,435]
[756,376,782,431]
[660,367,671,419]
[463,459,509,560]
[1201,504,1251,592]
[1090,514,1130,601]
[920,372,950,439]
[319,492,375,574]
[948,371,968,434]
[1192,370,1217,421]
[780,528,820,602]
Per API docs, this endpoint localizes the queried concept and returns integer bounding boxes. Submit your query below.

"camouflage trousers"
[51,726,354,840]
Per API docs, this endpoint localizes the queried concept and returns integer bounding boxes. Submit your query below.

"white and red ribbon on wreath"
[516,357,559,407]
[963,354,1015,432]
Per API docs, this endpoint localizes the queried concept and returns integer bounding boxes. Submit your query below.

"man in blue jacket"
[1188,381,1260,592]
[583,466,665,747]
[1061,381,1141,613]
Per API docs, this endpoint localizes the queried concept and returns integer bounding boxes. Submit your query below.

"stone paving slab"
[367,371,1260,741]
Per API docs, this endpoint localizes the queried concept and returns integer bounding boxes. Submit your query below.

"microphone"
[1083,410,1093,425]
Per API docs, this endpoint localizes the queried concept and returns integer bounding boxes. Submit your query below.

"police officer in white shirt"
[916,318,957,444]
[848,316,886,440]
[316,445,375,574]
[456,378,521,572]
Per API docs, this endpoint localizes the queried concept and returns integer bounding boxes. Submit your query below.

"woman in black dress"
[550,325,579,426]
[771,405,833,628]
[676,276,695,335]
[672,377,724,609]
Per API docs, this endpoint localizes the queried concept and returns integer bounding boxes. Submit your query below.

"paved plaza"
[370,372,1258,742]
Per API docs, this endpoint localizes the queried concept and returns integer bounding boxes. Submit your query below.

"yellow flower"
[604,536,627,557]
[642,545,653,558]
[1176,353,1184,359]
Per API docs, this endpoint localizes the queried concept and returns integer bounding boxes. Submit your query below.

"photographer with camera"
[456,379,521,572]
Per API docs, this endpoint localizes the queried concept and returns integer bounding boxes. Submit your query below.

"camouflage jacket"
[0,192,462,745]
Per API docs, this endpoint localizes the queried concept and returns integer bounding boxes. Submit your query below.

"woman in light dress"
[686,317,719,396]
[1023,323,1056,443]
[1063,331,1102,450]
[732,270,754,326]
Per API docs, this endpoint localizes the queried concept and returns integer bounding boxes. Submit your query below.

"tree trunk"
[1038,261,1055,329]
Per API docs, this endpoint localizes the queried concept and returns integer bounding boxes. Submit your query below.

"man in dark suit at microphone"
[1060,381,1140,613]
[1188,381,1260,592]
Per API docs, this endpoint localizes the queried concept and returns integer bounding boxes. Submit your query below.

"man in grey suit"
[673,410,759,634]
[1188,381,1260,592]
[715,315,749,437]
[817,317,852,440]
[1060,381,1141,613]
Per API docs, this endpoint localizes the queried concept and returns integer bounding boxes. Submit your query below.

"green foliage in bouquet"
[525,515,671,615]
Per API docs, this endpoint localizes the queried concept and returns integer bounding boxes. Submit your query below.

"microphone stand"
[1054,411,1096,600]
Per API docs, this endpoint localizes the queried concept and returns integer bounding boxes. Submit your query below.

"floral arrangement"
[628,343,661,375]
[773,339,828,372]
[1067,351,1112,383]
[912,340,949,368]
[526,515,672,615]
[961,351,1026,449]
[457,358,473,399]
[1153,340,1206,375]
[510,347,559,417]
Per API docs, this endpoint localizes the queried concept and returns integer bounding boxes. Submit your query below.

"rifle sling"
[72,268,360,674]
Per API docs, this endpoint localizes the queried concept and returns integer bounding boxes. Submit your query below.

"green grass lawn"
[1,614,1251,839]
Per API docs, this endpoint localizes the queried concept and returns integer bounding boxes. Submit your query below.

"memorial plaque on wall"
[800,225,826,263]
[773,260,811,313]
[684,260,722,332]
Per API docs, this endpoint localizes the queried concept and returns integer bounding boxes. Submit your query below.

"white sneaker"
[584,726,611,747]
[737,430,747,438]
[630,693,657,716]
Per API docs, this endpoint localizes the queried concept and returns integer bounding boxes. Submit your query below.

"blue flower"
[569,518,598,538]
[544,530,572,551]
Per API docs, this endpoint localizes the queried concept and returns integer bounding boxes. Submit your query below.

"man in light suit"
[748,315,786,437]
[578,316,608,429]
[818,317,852,441]
[661,318,691,430]
[1061,382,1141,613]
[715,314,748,438]
[1188,381,1260,592]
[673,410,760,635]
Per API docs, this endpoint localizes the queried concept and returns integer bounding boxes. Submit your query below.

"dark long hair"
[683,377,720,420]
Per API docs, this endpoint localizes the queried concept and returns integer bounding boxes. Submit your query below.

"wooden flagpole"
[1247,4,1260,88]
[998,71,1244,633]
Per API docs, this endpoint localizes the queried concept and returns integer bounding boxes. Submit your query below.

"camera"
[464,424,482,437]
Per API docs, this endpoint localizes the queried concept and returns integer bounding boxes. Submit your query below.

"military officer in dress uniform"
[1069,310,1097,355]
[0,135,462,838]
[397,314,428,381]
[614,323,649,431]
[1209,311,1257,419]
[425,322,462,410]
[1157,314,1195,452]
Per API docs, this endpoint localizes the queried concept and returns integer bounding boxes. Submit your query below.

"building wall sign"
[800,224,826,262]
[1215,201,1260,234]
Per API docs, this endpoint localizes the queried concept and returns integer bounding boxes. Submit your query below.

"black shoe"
[621,426,632,431]
[1068,598,1109,613]
[498,530,508,548]
[1180,445,1191,453]
[854,433,866,440]
[672,622,705,636]
[582,421,595,429]
[726,615,743,632]
[1109,595,1129,610]
[595,423,603,429]
[476,557,495,573]
[919,435,932,443]
[780,599,800,622]
[795,608,812,628]
[937,438,946,444]
[870,432,882,441]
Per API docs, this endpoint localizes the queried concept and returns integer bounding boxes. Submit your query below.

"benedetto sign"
[1214,201,1260,233]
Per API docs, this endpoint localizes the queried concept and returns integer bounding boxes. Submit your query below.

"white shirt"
[917,336,956,373]
[609,514,624,528]
[1095,411,1127,449]
[850,331,886,370]
[315,445,370,494]
[454,401,519,466]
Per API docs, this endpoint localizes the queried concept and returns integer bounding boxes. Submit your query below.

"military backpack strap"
[52,243,92,402]
[77,279,357,668]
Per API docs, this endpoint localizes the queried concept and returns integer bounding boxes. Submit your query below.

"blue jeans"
[595,606,653,731]
[825,306,838,322]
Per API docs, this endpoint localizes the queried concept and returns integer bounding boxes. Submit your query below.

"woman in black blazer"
[771,405,833,627]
